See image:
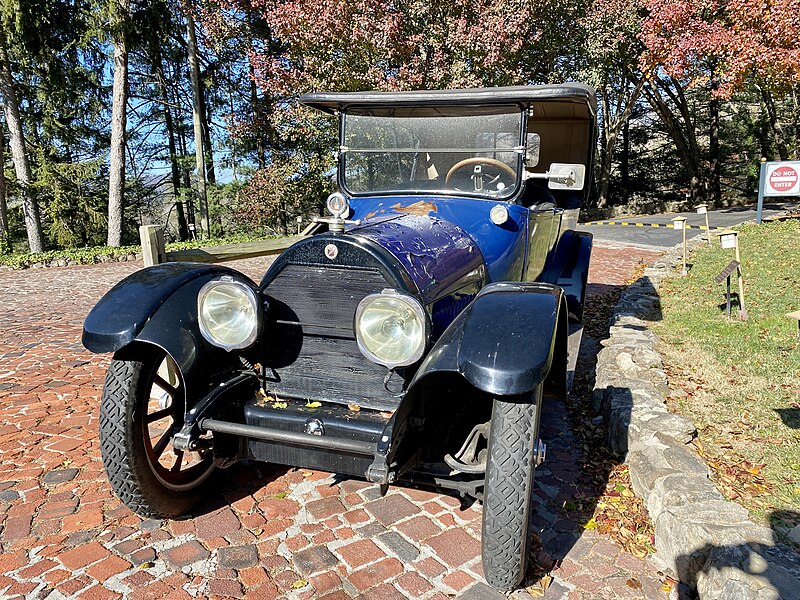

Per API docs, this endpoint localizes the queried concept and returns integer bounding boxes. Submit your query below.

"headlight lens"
[355,290,428,368]
[198,278,260,350]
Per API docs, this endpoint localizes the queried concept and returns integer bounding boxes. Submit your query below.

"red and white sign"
[764,161,800,196]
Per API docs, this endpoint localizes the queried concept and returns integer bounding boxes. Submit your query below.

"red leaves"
[224,0,543,94]
[641,0,800,97]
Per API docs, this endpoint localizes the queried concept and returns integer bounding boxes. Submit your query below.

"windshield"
[342,106,523,198]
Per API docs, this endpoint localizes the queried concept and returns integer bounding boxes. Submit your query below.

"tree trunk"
[177,118,192,188]
[176,115,195,236]
[759,87,789,161]
[595,88,610,208]
[708,64,721,205]
[107,0,130,247]
[0,25,43,253]
[185,11,209,238]
[277,201,287,235]
[596,75,646,209]
[199,79,216,185]
[248,59,266,169]
[643,78,706,203]
[621,114,630,202]
[228,91,237,181]
[709,94,721,205]
[0,121,8,252]
[153,44,188,240]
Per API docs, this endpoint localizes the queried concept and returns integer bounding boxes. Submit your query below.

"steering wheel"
[445,158,517,190]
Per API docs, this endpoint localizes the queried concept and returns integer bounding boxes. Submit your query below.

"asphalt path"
[578,201,800,249]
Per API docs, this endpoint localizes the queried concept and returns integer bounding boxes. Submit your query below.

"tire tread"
[99,354,209,518]
[482,396,540,591]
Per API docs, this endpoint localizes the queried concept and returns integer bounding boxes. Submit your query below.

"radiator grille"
[263,264,402,411]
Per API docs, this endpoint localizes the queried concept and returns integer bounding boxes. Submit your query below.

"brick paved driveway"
[0,243,667,599]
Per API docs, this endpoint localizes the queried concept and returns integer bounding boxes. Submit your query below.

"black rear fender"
[408,282,568,400]
[83,263,261,398]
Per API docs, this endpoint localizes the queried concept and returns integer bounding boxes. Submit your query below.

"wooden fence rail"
[139,225,304,266]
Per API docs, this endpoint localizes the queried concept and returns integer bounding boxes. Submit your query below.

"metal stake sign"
[715,260,740,318]
[757,159,800,223]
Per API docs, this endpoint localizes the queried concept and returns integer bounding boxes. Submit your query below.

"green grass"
[0,233,284,269]
[652,219,800,534]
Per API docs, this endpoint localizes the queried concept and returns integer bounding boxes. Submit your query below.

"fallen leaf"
[347,403,361,412]
[291,580,308,589]
[138,562,155,570]
[626,578,642,590]
[305,401,322,408]
[271,402,287,409]
[525,574,552,597]
[583,518,597,530]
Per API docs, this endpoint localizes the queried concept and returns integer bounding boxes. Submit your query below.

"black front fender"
[409,282,566,397]
[83,263,261,398]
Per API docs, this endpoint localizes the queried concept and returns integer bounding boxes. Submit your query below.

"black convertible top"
[300,84,596,118]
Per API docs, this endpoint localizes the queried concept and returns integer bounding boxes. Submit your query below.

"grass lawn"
[652,218,800,543]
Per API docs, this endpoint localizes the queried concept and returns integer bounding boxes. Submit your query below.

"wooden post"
[787,311,800,339]
[140,225,166,267]
[733,236,747,320]
[672,217,688,275]
[696,204,711,246]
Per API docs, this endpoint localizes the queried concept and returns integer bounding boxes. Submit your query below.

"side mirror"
[547,163,585,191]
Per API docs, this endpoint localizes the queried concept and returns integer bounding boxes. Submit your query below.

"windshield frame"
[338,103,526,200]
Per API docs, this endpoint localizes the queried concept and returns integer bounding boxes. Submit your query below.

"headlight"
[355,289,428,368]
[198,277,260,351]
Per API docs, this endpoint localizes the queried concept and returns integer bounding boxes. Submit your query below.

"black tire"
[481,386,543,591]
[99,346,215,518]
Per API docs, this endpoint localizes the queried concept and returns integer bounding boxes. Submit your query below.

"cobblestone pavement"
[0,242,668,599]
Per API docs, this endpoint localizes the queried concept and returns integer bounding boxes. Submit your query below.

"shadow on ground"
[675,510,800,599]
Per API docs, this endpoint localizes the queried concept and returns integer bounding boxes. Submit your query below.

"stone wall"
[592,239,800,599]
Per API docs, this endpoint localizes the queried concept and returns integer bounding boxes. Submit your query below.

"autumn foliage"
[250,0,541,93]
[641,0,800,97]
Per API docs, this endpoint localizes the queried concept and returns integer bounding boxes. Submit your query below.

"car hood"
[350,213,486,305]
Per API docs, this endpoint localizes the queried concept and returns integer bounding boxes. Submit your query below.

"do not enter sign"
[769,165,798,192]
[763,161,800,196]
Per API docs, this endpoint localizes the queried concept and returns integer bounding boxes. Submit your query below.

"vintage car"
[83,84,596,591]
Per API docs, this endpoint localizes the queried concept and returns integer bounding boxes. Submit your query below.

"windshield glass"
[342,106,523,198]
